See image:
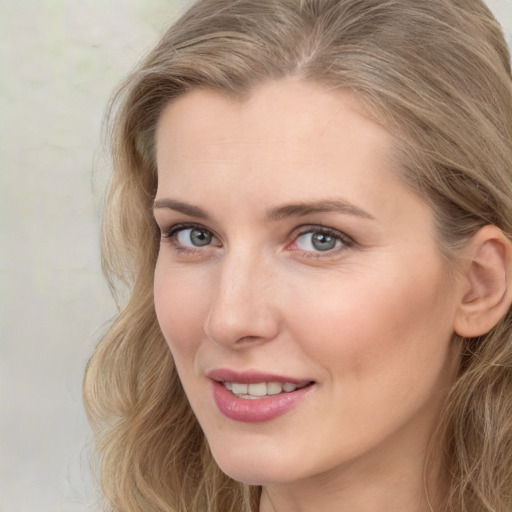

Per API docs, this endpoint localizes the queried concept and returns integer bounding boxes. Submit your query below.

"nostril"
[204,306,280,348]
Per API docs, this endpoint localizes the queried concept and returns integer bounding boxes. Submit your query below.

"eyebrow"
[153,198,210,219]
[152,198,375,221]
[265,199,375,221]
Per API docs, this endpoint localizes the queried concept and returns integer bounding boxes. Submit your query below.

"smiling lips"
[208,369,314,422]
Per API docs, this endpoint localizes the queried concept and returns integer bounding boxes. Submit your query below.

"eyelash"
[161,222,355,258]
[162,223,220,255]
[290,225,355,258]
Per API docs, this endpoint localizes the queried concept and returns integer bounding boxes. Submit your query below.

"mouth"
[222,380,312,399]
[207,369,315,422]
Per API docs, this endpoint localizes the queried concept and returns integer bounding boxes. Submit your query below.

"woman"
[84,1,512,511]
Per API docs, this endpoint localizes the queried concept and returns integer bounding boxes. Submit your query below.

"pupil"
[312,232,336,251]
[191,228,212,246]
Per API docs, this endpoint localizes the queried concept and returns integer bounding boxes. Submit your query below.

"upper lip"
[207,368,313,385]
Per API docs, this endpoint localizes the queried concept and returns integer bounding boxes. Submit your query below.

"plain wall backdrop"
[1,1,511,511]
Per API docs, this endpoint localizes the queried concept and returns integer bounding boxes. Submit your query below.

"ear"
[454,225,512,338]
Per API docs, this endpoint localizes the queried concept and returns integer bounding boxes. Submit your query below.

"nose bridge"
[204,247,279,347]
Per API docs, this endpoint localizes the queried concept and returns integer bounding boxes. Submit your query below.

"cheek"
[153,261,211,361]
[285,259,456,385]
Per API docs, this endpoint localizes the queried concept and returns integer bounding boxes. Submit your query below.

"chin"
[216,463,292,486]
[207,440,308,486]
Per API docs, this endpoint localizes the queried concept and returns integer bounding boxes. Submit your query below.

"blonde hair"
[83,1,512,511]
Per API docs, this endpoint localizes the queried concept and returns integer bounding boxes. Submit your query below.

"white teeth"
[231,383,248,395]
[248,382,267,397]
[223,381,308,398]
[267,382,283,395]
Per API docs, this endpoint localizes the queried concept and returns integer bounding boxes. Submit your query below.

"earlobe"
[454,225,512,338]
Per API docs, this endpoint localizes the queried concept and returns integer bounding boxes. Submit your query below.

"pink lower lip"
[211,380,314,423]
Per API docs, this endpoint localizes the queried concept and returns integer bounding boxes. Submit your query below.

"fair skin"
[152,79,507,512]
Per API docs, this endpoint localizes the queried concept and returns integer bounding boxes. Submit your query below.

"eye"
[176,227,213,247]
[163,223,220,252]
[291,226,353,255]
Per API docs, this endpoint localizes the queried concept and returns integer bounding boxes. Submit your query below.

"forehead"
[155,79,396,185]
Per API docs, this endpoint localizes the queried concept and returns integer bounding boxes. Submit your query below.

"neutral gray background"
[1,1,511,511]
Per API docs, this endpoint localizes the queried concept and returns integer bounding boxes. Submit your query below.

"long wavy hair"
[83,1,512,511]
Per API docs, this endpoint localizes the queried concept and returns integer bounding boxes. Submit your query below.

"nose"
[204,251,280,349]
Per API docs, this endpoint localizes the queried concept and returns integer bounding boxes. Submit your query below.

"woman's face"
[153,79,462,488]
